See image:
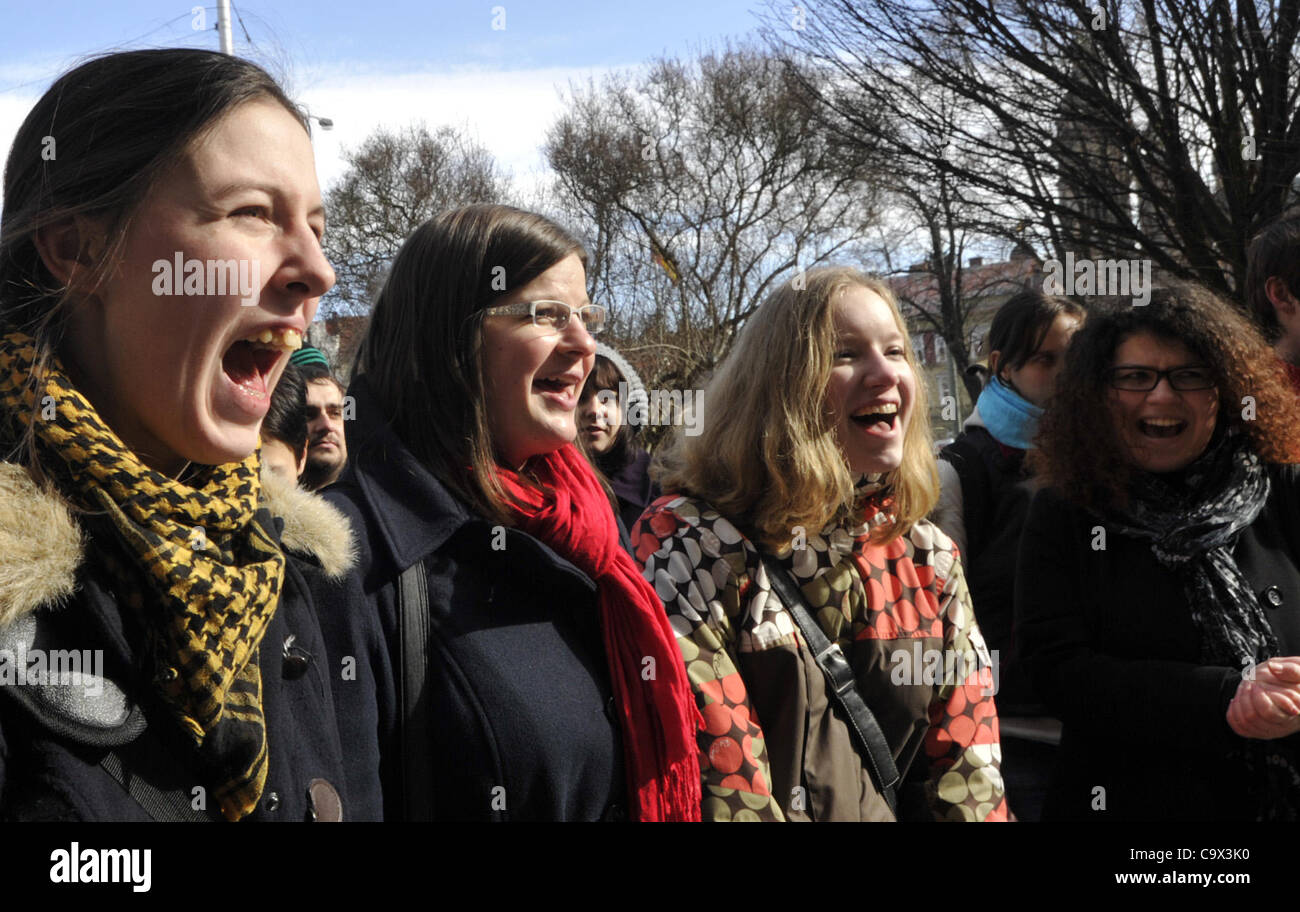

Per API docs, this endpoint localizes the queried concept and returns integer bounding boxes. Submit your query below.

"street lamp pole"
[217,0,234,54]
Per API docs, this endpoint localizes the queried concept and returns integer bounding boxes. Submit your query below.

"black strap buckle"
[815,642,859,697]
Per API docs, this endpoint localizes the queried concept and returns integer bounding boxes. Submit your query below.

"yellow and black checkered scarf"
[0,330,284,821]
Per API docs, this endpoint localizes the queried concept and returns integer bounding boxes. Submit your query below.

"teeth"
[242,327,303,352]
[1143,418,1181,426]
[853,402,898,417]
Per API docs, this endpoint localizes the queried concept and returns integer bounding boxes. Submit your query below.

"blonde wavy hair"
[657,266,939,549]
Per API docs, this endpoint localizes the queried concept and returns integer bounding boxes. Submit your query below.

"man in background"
[290,346,349,491]
[1246,214,1300,392]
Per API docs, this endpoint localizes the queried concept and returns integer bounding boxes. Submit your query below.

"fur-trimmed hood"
[259,467,357,580]
[0,462,356,625]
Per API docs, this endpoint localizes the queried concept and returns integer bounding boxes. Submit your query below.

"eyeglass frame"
[1105,365,1217,392]
[480,299,607,334]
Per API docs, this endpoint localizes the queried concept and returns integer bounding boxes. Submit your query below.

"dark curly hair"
[1036,283,1300,511]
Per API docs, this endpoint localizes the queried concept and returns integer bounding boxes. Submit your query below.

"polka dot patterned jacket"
[634,488,1008,822]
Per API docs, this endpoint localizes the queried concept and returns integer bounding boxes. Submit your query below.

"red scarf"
[496,445,702,821]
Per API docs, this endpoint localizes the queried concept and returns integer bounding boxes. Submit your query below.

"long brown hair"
[1037,283,1300,511]
[657,266,938,549]
[354,204,588,524]
[0,49,308,466]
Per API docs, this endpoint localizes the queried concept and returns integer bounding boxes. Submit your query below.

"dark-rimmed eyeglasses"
[1106,366,1215,392]
[482,300,606,334]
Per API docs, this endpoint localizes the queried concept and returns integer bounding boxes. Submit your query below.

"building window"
[934,334,947,364]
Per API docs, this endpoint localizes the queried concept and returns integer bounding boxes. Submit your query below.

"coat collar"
[0,460,356,626]
[0,461,85,625]
[258,466,357,579]
[338,376,598,593]
[339,374,476,573]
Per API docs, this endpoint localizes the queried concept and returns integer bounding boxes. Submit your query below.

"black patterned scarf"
[1105,428,1300,819]
[0,331,283,821]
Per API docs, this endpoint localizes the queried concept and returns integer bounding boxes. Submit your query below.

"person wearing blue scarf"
[975,375,1044,451]
[932,290,1084,822]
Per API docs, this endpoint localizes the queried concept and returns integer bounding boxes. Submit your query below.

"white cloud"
[296,63,634,197]
[0,92,40,180]
[0,59,640,215]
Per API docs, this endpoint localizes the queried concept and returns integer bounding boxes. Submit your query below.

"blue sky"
[0,1,767,72]
[0,1,771,191]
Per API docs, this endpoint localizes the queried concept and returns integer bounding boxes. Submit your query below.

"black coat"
[602,447,660,534]
[1015,463,1300,820]
[939,427,1038,711]
[318,375,627,821]
[0,464,361,822]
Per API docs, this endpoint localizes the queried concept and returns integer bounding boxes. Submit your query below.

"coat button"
[282,634,311,679]
[263,791,281,812]
[1261,586,1284,609]
[156,666,178,684]
[604,696,618,722]
[307,778,343,822]
[601,802,625,821]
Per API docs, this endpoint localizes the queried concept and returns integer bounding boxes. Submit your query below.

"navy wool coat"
[317,375,627,821]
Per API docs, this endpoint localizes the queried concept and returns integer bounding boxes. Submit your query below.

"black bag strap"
[397,559,436,820]
[757,552,900,816]
[100,730,218,822]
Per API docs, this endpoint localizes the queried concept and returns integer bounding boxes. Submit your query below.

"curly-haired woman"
[633,266,1007,821]
[1017,283,1300,820]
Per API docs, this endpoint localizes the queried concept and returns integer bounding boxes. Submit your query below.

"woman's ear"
[32,214,107,291]
[988,350,1003,379]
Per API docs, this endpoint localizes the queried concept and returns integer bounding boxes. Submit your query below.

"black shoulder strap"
[100,729,218,822]
[756,552,900,817]
[397,560,436,820]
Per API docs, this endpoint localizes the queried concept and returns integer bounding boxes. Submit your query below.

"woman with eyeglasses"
[1016,284,1300,820]
[318,203,701,821]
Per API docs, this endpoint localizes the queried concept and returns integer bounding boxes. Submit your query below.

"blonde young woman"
[633,267,1007,821]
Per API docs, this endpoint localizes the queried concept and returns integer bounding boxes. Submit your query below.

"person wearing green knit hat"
[289,345,349,490]
[290,345,330,370]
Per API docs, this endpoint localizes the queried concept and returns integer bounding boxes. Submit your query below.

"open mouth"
[1138,417,1186,439]
[533,374,580,407]
[851,402,899,433]
[223,328,303,399]
[534,377,575,393]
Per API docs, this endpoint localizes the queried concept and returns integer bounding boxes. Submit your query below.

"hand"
[1227,658,1300,740]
